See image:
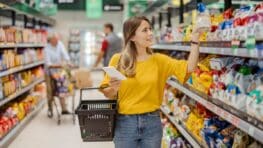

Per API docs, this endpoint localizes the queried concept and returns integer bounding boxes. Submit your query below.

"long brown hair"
[117,16,153,77]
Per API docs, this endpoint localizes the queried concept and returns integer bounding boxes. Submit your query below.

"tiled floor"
[9,71,114,148]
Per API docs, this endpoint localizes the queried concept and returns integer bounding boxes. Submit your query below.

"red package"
[4,27,16,44]
[223,8,234,20]
[0,28,6,43]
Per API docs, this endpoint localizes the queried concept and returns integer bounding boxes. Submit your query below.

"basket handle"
[80,86,107,101]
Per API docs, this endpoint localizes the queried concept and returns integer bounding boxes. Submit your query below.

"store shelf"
[0,77,45,107]
[69,41,80,43]
[0,61,44,78]
[0,1,55,26]
[166,76,263,144]
[69,50,80,53]
[0,99,46,148]
[152,43,262,59]
[142,0,169,15]
[0,43,45,48]
[160,106,202,148]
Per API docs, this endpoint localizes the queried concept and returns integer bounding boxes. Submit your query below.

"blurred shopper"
[45,32,71,117]
[94,23,122,67]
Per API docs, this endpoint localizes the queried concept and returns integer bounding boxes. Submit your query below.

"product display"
[0,27,47,45]
[161,115,192,148]
[0,89,44,139]
[154,2,263,147]
[156,2,263,43]
[163,87,263,148]
[0,67,44,99]
[0,48,44,71]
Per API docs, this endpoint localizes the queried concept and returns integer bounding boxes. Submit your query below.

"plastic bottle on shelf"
[195,3,211,32]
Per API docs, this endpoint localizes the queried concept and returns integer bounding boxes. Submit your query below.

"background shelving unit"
[0,99,46,148]
[154,42,263,146]
[0,43,46,146]
[151,41,263,59]
[68,29,81,66]
[0,0,55,27]
[0,0,54,146]
[146,0,263,147]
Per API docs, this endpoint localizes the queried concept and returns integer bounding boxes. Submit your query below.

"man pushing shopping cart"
[44,32,72,117]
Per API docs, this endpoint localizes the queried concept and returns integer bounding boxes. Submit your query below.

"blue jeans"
[114,110,163,148]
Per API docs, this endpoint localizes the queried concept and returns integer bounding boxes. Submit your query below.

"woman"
[100,16,201,148]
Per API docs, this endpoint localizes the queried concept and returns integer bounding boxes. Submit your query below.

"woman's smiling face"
[132,20,154,48]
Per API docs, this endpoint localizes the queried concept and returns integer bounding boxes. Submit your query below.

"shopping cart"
[75,87,117,141]
[48,65,77,125]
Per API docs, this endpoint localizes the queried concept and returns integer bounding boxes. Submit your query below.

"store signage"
[58,0,74,3]
[86,0,102,19]
[103,4,123,11]
[128,1,148,17]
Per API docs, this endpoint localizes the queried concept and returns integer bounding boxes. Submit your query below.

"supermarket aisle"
[9,71,114,148]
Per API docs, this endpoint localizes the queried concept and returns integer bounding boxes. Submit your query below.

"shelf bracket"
[32,18,36,28]
[179,0,184,24]
[167,7,172,27]
[11,11,16,26]
[224,0,232,10]
[24,15,28,28]
[158,12,162,29]
[151,16,155,29]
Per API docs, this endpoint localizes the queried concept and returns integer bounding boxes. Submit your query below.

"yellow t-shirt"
[101,53,188,114]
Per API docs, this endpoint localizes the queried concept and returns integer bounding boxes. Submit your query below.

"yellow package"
[183,25,193,42]
[199,32,208,42]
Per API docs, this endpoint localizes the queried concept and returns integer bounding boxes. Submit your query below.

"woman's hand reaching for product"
[101,77,121,99]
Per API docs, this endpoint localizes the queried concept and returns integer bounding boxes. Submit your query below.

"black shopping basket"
[75,87,117,142]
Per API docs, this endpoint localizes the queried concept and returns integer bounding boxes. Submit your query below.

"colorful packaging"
[196,3,211,32]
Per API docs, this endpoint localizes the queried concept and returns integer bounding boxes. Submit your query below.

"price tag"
[245,36,256,50]
[231,40,240,55]
[223,110,229,118]
[229,114,240,126]
[231,40,240,49]
[206,102,214,111]
[217,108,224,117]
[248,126,255,136]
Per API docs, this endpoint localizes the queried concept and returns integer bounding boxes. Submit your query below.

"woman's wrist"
[191,32,199,43]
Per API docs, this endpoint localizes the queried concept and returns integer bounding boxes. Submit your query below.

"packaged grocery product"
[186,112,204,142]
[195,3,211,32]
[0,28,6,44]
[232,130,249,148]
[248,141,263,148]
[183,25,193,42]
[246,85,263,121]
[210,57,232,71]
[4,27,16,44]
[15,28,23,43]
